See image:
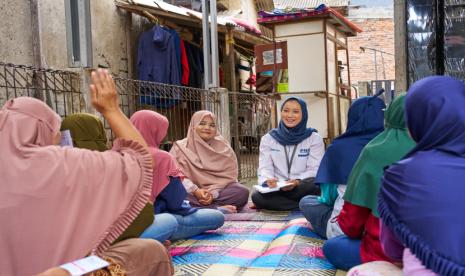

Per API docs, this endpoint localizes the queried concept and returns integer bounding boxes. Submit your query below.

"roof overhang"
[257,8,362,36]
[115,0,271,47]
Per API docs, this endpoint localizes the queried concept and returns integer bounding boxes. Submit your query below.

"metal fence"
[0,62,273,180]
[230,92,274,179]
[112,77,223,151]
[0,62,84,117]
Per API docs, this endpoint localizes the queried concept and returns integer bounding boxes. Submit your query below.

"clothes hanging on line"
[138,25,181,108]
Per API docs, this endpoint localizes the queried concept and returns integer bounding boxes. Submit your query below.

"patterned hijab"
[378,76,465,275]
[343,94,415,216]
[61,113,108,151]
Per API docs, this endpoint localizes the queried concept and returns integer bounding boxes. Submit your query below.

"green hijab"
[343,94,415,217]
[61,113,154,243]
[61,113,108,151]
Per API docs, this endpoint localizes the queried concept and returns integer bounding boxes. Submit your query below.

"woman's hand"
[88,69,151,164]
[266,178,278,188]
[194,189,213,205]
[36,267,71,276]
[90,69,119,116]
[281,179,300,191]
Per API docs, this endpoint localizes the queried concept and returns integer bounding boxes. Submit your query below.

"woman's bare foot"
[249,202,257,209]
[218,205,237,214]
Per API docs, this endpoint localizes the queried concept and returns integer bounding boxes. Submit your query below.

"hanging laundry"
[164,28,182,81]
[184,42,203,88]
[180,40,190,86]
[137,25,181,108]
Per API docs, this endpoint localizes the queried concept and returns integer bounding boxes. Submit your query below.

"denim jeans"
[323,235,362,270]
[140,213,178,242]
[299,195,333,238]
[140,209,224,242]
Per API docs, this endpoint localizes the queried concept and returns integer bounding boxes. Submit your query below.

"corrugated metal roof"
[273,0,349,9]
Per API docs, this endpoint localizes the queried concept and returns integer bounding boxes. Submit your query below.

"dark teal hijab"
[269,96,317,145]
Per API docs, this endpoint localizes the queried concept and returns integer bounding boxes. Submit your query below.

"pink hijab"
[130,110,182,202]
[170,110,238,195]
[0,98,152,275]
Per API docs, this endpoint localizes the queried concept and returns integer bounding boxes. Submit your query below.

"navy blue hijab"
[269,97,317,145]
[378,76,465,275]
[315,95,385,184]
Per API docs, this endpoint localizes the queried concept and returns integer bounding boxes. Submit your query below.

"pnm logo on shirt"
[298,148,310,157]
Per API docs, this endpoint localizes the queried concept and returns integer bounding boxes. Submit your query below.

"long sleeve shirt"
[338,201,393,263]
[257,133,325,184]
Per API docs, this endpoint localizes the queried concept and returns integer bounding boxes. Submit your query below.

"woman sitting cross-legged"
[170,110,249,214]
[251,96,324,211]
[322,94,415,271]
[300,95,385,240]
[130,110,224,242]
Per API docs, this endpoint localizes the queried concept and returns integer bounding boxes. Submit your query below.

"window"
[65,0,92,67]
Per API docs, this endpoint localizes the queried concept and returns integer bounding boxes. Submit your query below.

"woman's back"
[0,72,153,275]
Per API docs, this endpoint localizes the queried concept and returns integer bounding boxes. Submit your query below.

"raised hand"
[89,69,119,115]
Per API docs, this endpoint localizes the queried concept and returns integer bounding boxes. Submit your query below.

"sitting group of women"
[1,69,464,276]
[0,70,248,276]
[252,76,465,275]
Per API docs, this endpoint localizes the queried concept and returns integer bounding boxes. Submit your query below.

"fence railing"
[0,62,84,117]
[0,62,273,180]
[230,92,274,179]
[112,77,222,151]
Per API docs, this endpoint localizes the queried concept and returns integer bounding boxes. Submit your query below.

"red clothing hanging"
[180,40,190,86]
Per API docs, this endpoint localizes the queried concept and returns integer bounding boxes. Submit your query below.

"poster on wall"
[255,42,288,93]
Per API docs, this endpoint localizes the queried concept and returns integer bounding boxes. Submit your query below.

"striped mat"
[170,217,340,276]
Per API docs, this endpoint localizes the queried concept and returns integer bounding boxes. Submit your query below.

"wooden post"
[226,27,237,92]
[272,27,277,93]
[335,39,342,136]
[227,27,241,177]
[394,0,408,91]
[345,36,352,102]
[323,19,332,140]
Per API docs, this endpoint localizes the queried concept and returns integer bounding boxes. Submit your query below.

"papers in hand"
[254,181,293,193]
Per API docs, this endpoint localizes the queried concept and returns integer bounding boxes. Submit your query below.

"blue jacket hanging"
[137,25,181,108]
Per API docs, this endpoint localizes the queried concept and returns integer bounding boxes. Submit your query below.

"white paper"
[254,180,293,194]
[60,255,109,276]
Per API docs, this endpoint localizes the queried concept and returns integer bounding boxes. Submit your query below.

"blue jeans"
[140,213,178,242]
[323,235,362,270]
[299,195,333,239]
[140,209,224,242]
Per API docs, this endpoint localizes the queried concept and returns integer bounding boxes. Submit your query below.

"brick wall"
[347,18,395,87]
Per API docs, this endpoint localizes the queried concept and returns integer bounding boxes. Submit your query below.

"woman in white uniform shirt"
[252,97,325,211]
